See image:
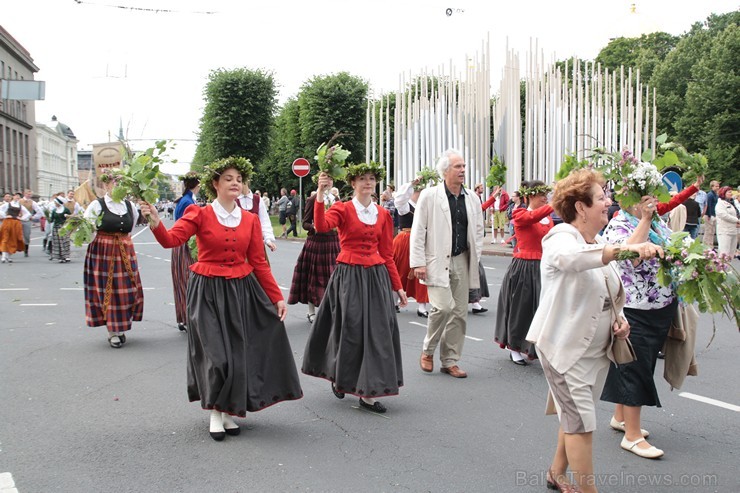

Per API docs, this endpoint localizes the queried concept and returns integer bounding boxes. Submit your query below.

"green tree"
[677,23,740,184]
[595,33,678,82]
[193,68,277,167]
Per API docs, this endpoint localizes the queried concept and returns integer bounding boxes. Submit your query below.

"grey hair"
[436,148,463,178]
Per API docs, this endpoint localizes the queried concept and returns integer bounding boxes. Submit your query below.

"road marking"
[409,321,427,328]
[465,336,483,341]
[19,303,57,306]
[0,288,28,291]
[131,227,149,239]
[0,472,18,492]
[153,256,162,260]
[143,287,155,290]
[483,266,496,270]
[679,392,740,412]
[278,285,289,291]
[60,288,83,291]
[132,242,161,245]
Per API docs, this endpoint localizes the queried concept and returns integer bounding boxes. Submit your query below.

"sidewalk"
[481,237,514,257]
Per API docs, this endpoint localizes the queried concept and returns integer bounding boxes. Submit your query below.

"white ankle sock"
[417,303,428,312]
[510,350,525,362]
[308,302,316,316]
[472,302,483,310]
[222,412,238,430]
[209,410,224,433]
[361,397,375,405]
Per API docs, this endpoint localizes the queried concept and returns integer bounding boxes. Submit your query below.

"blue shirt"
[704,190,718,217]
[174,190,196,220]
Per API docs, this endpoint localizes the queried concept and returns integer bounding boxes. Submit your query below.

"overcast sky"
[3,0,738,174]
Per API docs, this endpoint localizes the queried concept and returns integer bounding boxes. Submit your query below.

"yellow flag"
[74,180,98,209]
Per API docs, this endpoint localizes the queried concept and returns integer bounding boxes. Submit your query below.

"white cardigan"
[410,183,483,289]
[715,199,739,235]
[526,223,626,374]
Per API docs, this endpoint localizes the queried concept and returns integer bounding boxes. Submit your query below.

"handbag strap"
[604,275,620,323]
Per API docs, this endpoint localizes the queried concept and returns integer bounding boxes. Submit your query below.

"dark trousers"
[286,214,298,237]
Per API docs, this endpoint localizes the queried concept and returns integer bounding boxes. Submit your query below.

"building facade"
[36,116,79,198]
[0,25,38,195]
[77,149,93,185]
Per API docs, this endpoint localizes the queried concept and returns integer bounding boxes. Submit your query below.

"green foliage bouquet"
[618,232,740,331]
[108,140,174,204]
[315,142,350,182]
[646,134,708,186]
[414,167,440,191]
[589,148,670,209]
[59,213,101,247]
[485,155,507,188]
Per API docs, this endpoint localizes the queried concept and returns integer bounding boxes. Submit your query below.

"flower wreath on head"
[179,171,200,182]
[345,162,386,181]
[518,183,552,198]
[97,168,121,184]
[200,156,253,200]
[414,167,440,191]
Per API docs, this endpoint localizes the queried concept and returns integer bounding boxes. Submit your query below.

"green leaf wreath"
[414,167,440,191]
[314,132,351,182]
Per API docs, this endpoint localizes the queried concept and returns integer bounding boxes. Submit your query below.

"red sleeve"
[314,198,345,232]
[656,185,697,215]
[247,215,283,303]
[481,194,496,211]
[151,204,200,248]
[378,209,403,291]
[499,191,510,211]
[512,204,554,226]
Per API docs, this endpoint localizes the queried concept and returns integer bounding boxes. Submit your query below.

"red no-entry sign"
[292,158,310,178]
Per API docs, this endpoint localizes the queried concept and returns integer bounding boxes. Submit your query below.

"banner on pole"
[92,142,124,196]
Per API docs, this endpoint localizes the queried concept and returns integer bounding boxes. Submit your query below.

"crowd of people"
[3,149,738,492]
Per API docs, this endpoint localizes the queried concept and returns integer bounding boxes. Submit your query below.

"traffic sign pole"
[292,158,311,238]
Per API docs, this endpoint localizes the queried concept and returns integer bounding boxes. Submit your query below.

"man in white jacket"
[410,149,483,378]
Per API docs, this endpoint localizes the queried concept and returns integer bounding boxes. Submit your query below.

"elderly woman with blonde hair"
[527,169,663,493]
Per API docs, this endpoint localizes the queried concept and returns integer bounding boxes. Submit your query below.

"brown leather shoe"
[420,353,433,372]
[440,365,467,378]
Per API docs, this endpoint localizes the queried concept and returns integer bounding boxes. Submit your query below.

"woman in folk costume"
[288,174,341,323]
[392,171,437,317]
[141,157,302,441]
[303,164,407,414]
[19,189,43,257]
[494,180,553,365]
[49,195,73,263]
[171,171,201,332]
[83,172,144,348]
[0,195,30,263]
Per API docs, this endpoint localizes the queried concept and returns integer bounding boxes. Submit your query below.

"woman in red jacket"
[302,164,408,414]
[494,180,553,365]
[141,157,302,441]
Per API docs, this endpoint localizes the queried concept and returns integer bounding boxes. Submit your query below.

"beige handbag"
[605,276,637,365]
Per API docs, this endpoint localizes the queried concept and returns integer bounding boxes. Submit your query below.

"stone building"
[0,25,38,195]
[36,116,79,198]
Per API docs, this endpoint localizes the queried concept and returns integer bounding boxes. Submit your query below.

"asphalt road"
[1,222,738,493]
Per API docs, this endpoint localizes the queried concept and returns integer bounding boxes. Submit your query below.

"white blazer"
[526,223,626,374]
[715,200,739,235]
[410,183,483,289]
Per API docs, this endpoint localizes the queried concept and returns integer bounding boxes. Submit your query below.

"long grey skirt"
[302,263,404,398]
[186,273,303,416]
[469,261,490,303]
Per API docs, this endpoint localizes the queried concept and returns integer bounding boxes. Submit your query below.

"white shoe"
[620,436,663,459]
[500,239,506,244]
[610,416,649,438]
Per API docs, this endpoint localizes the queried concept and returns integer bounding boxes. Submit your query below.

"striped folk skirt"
[392,230,429,303]
[50,223,71,260]
[494,258,541,359]
[186,273,303,415]
[288,231,340,307]
[171,242,194,325]
[302,263,404,398]
[84,232,143,332]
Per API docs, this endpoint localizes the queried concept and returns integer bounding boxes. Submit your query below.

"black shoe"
[178,323,187,332]
[472,307,488,314]
[509,353,527,366]
[209,431,226,441]
[332,383,345,399]
[358,398,386,414]
[108,336,122,349]
[657,351,665,359]
[395,305,400,313]
[417,310,429,318]
[224,426,241,436]
[118,334,126,345]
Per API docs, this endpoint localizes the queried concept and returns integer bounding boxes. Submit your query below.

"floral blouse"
[602,211,675,310]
